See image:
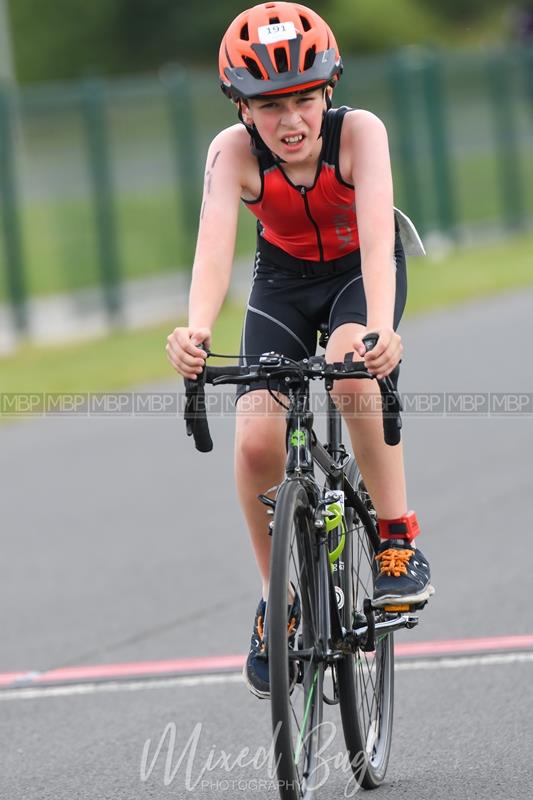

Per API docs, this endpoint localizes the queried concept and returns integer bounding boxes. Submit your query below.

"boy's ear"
[238,99,253,126]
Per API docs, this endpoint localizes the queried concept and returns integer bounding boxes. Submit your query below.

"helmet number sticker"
[258,21,297,45]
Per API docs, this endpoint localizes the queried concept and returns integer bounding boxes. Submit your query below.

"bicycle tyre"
[335,459,395,789]
[269,479,324,800]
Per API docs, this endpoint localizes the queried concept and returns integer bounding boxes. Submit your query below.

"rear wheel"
[269,479,324,800]
[335,459,395,789]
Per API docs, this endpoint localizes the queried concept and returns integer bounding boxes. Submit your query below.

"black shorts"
[236,228,407,401]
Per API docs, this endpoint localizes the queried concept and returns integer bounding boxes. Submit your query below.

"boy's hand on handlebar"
[166,326,210,379]
[354,327,403,380]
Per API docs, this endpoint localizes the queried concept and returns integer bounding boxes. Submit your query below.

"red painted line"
[1,634,532,690]
[0,654,245,688]
[0,671,36,687]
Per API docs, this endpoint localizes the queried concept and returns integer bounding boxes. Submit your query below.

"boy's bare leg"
[234,390,286,600]
[326,322,408,519]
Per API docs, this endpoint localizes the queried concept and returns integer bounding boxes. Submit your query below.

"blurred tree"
[324,0,440,54]
[0,0,16,82]
[8,0,515,83]
[9,0,119,82]
[415,0,504,21]
[508,1,533,43]
[9,0,332,81]
[112,0,331,69]
[112,0,246,70]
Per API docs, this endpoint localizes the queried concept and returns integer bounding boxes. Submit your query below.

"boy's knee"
[235,414,285,473]
[330,378,378,414]
[237,435,273,472]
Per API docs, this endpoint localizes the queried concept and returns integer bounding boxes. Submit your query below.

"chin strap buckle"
[378,510,420,542]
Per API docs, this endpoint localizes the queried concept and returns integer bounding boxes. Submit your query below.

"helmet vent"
[269,16,280,24]
[303,46,316,70]
[240,23,249,41]
[274,47,289,73]
[300,15,311,32]
[243,56,263,79]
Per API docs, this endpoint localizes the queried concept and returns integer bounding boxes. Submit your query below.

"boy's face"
[242,87,329,163]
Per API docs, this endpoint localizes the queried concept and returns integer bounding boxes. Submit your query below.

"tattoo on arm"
[200,150,221,221]
[205,150,221,195]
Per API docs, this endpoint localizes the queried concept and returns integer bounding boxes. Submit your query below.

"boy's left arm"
[346,110,402,379]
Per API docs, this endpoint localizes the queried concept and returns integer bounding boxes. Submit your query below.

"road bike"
[184,330,422,798]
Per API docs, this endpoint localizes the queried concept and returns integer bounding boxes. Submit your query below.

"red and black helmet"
[219,2,342,100]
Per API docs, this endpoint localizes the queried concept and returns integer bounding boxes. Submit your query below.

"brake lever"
[212,371,258,386]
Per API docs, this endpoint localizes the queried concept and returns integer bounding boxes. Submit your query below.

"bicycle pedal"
[382,603,411,613]
[375,598,428,613]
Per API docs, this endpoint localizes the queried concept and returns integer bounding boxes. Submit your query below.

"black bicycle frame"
[283,384,359,656]
[283,382,414,661]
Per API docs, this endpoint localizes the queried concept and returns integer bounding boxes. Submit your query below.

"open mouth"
[281,134,305,145]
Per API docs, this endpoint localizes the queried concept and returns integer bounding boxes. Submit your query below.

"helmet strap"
[317,87,332,140]
[237,99,287,164]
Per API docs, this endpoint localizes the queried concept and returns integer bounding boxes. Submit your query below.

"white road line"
[0,673,244,701]
[395,651,533,671]
[1,651,532,701]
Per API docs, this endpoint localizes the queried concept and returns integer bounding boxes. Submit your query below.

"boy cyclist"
[166,2,434,699]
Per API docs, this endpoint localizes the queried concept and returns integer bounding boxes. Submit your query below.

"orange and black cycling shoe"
[372,512,435,610]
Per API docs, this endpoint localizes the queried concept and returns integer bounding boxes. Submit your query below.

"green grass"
[389,148,533,232]
[0,302,244,395]
[0,194,258,301]
[1,231,532,398]
[406,230,533,314]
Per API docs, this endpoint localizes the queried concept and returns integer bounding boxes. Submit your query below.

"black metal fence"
[1,46,532,340]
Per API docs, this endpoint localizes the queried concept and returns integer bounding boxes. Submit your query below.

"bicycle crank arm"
[370,612,419,636]
[288,647,316,662]
[338,611,419,654]
[362,613,418,642]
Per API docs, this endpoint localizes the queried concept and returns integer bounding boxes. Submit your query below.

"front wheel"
[335,459,395,789]
[268,479,324,800]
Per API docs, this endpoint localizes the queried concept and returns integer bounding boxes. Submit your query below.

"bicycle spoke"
[336,464,394,789]
[289,546,317,639]
[289,702,306,785]
[293,668,319,765]
[350,520,374,610]
[356,658,374,731]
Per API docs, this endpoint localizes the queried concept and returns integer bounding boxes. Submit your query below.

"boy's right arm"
[166,127,246,379]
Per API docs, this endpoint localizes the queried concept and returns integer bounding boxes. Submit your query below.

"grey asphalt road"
[1,288,532,799]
